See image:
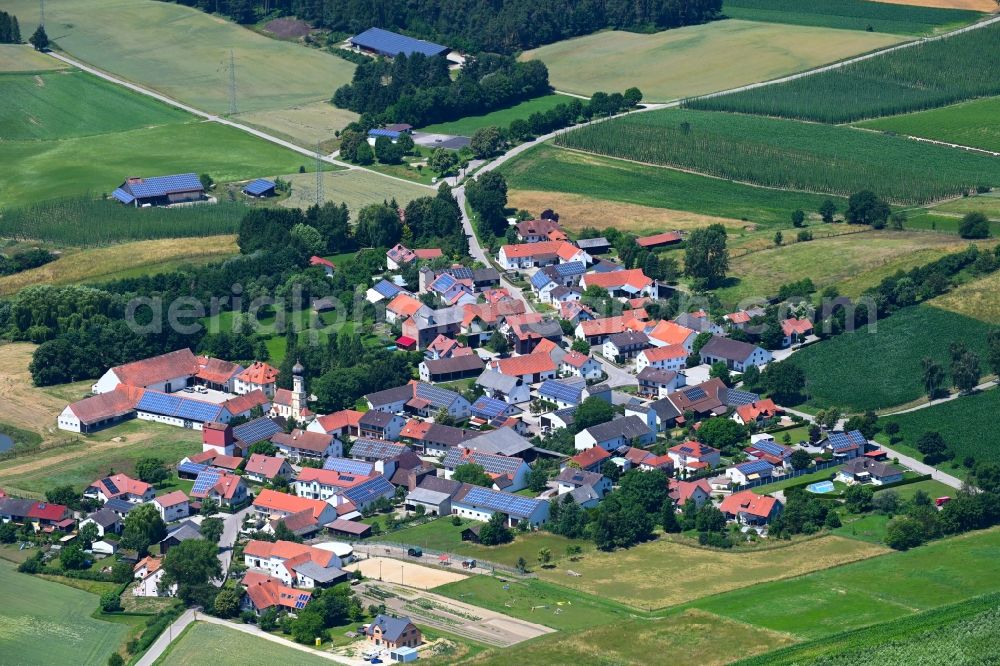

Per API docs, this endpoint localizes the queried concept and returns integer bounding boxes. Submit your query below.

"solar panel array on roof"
[684,387,707,401]
[538,380,582,405]
[323,457,375,476]
[752,439,788,457]
[829,430,866,450]
[136,392,224,422]
[530,271,554,289]
[415,382,461,409]
[368,128,401,139]
[192,468,222,496]
[350,27,449,57]
[178,461,207,476]
[445,267,474,281]
[472,396,508,419]
[111,188,135,204]
[125,173,202,198]
[233,417,281,445]
[102,477,121,496]
[243,178,275,196]
[373,280,402,298]
[351,438,406,460]
[727,389,761,406]
[553,261,585,277]
[736,460,774,474]
[461,486,540,518]
[431,273,457,292]
[444,448,522,476]
[342,475,394,507]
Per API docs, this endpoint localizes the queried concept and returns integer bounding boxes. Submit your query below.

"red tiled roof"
[463,300,527,327]
[569,447,611,469]
[387,293,424,318]
[648,320,697,347]
[210,455,244,471]
[244,539,337,567]
[400,419,431,440]
[237,362,279,386]
[720,490,779,519]
[726,311,752,325]
[223,390,269,416]
[490,352,556,377]
[254,489,329,520]
[272,429,332,454]
[245,578,311,611]
[668,478,712,504]
[501,241,579,260]
[67,385,144,424]
[245,454,287,480]
[735,399,780,423]
[640,344,687,363]
[28,501,67,521]
[313,410,363,434]
[153,490,189,508]
[195,356,241,385]
[669,441,719,459]
[134,556,163,574]
[583,269,652,291]
[295,468,370,489]
[310,255,335,269]
[414,248,443,259]
[781,318,814,337]
[93,473,151,499]
[635,232,682,247]
[561,350,592,368]
[579,314,646,337]
[192,471,244,500]
[111,348,198,388]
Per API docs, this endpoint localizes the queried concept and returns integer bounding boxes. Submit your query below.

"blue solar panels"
[553,261,585,277]
[752,439,788,457]
[342,476,393,507]
[136,391,223,423]
[368,128,402,139]
[444,448,522,476]
[727,389,761,407]
[445,267,474,281]
[323,457,375,476]
[373,280,402,298]
[111,188,135,204]
[736,460,774,475]
[176,399,223,422]
[530,271,554,290]
[124,173,202,198]
[350,28,448,58]
[415,382,461,409]
[828,430,866,451]
[538,380,582,405]
[243,178,275,196]
[192,468,222,496]
[460,486,540,519]
[178,461,207,476]
[472,396,508,420]
[683,387,707,401]
[102,477,120,496]
[431,273,457,292]
[351,438,406,461]
[233,417,281,446]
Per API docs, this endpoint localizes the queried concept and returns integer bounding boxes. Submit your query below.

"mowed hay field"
[159,622,332,666]
[931,191,1000,218]
[5,0,357,143]
[690,527,1000,640]
[787,305,995,411]
[465,610,795,666]
[0,236,238,296]
[931,269,1000,323]
[507,190,747,235]
[0,44,68,72]
[0,559,128,666]
[520,20,904,101]
[280,170,432,217]
[722,0,983,35]
[0,343,74,435]
[857,96,1000,152]
[535,535,887,609]
[715,231,977,304]
[500,144,840,227]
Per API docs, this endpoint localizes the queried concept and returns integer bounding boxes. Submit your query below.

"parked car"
[407,547,422,557]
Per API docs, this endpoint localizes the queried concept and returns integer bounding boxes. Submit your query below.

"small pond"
[0,434,13,453]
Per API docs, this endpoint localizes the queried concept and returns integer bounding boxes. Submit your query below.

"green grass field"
[715,231,974,304]
[0,69,191,141]
[690,526,1000,639]
[521,20,903,101]
[500,144,841,227]
[157,621,332,666]
[736,591,1000,665]
[279,170,432,217]
[556,109,1000,203]
[419,94,576,135]
[857,96,1000,153]
[722,0,982,34]
[6,0,356,144]
[690,21,1000,122]
[0,559,128,666]
[930,269,1000,324]
[787,305,995,411]
[879,387,1000,466]
[0,44,69,72]
[931,192,1000,219]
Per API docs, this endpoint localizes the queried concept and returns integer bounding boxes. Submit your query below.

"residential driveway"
[684,364,711,385]
[355,580,553,647]
[875,444,963,490]
[217,506,251,580]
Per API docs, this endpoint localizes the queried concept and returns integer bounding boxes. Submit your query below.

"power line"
[315,142,323,206]
[228,50,237,116]
[39,0,44,27]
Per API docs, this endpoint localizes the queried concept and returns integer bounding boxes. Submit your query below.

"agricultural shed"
[349,27,449,58]
[243,178,276,197]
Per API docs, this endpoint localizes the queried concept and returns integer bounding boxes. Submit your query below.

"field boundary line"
[851,125,1000,157]
[40,48,435,192]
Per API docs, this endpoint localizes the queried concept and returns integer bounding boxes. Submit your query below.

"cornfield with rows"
[687,21,1000,122]
[554,109,1000,204]
[0,197,246,246]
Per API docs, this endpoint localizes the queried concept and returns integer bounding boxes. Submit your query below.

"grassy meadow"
[520,20,903,101]
[500,144,841,227]
[722,0,983,34]
[556,109,1000,203]
[931,192,1000,219]
[0,559,128,666]
[418,94,576,135]
[157,622,332,666]
[0,44,69,72]
[279,170,432,216]
[879,386,1000,466]
[690,21,1000,121]
[6,0,356,143]
[930,269,1000,323]
[787,305,995,411]
[857,96,1000,153]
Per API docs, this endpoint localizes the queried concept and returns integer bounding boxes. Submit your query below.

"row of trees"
[0,11,21,43]
[168,0,722,53]
[0,248,56,276]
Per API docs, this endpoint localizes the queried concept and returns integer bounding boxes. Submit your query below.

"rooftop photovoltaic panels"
[350,27,449,58]
[136,391,224,423]
[752,440,787,457]
[683,387,707,401]
[342,475,393,507]
[102,477,120,496]
[111,188,135,204]
[553,261,585,277]
[243,178,275,196]
[431,273,457,292]
[351,438,406,460]
[444,448,521,476]
[829,430,866,450]
[415,382,461,408]
[472,396,508,419]
[736,460,774,474]
[445,267,474,281]
[373,280,401,298]
[125,173,202,198]
[727,389,761,406]
[178,461,207,476]
[461,486,540,518]
[538,380,582,404]
[530,271,553,289]
[323,457,375,476]
[192,468,222,495]
[233,417,281,445]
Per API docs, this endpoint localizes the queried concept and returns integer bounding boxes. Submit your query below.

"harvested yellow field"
[235,101,358,150]
[507,190,747,234]
[280,170,431,217]
[929,270,1000,324]
[0,236,237,296]
[0,343,69,434]
[873,0,997,10]
[537,534,889,609]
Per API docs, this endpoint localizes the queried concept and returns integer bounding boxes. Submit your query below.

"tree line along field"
[5,0,357,144]
[499,144,842,227]
[879,386,1000,467]
[786,305,996,411]
[689,20,1000,122]
[723,0,984,35]
[519,20,904,102]
[554,109,1000,204]
[856,96,1000,153]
